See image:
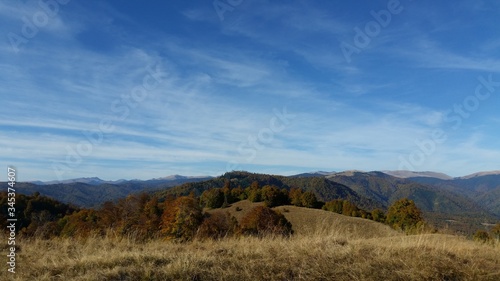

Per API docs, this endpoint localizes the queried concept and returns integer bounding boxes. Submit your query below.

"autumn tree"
[141,197,162,239]
[247,181,262,202]
[386,198,424,233]
[371,209,386,223]
[196,212,239,240]
[323,199,365,217]
[280,188,289,203]
[160,196,203,241]
[59,209,100,237]
[341,200,359,217]
[300,191,317,208]
[230,185,246,201]
[288,188,303,206]
[239,206,293,237]
[322,200,343,214]
[112,193,152,238]
[222,179,235,205]
[200,188,224,209]
[261,185,288,207]
[0,192,78,237]
[98,201,121,230]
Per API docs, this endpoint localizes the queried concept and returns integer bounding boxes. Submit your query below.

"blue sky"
[1,0,500,181]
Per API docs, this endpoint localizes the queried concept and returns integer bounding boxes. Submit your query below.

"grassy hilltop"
[5,201,500,281]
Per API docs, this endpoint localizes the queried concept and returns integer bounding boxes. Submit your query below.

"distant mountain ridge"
[382,170,500,180]
[382,170,453,180]
[32,177,128,186]
[459,170,500,179]
[30,175,213,185]
[6,175,213,208]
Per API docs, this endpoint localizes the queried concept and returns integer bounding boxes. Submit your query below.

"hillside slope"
[207,200,399,239]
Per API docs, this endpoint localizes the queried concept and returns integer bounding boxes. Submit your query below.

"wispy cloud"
[2,0,499,180]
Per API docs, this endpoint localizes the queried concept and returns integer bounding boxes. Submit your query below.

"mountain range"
[2,170,499,234]
[5,175,213,208]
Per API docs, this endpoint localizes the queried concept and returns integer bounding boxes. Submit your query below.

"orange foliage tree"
[288,188,303,206]
[160,196,203,241]
[196,212,239,240]
[239,206,293,237]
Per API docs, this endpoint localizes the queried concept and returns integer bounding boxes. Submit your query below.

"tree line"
[0,189,292,241]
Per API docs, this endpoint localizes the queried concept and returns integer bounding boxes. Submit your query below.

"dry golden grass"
[4,205,500,281]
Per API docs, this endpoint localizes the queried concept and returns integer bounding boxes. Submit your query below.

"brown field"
[4,203,500,281]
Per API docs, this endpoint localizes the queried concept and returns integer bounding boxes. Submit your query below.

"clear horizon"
[2,1,500,181]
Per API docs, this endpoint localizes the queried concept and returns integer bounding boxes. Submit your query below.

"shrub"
[239,206,293,237]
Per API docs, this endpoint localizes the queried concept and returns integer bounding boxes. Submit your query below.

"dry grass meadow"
[4,202,500,281]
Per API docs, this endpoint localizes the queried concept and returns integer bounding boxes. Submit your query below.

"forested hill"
[406,174,500,216]
[326,171,499,233]
[156,171,383,211]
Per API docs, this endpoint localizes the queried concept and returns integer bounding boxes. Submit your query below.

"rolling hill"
[208,200,399,239]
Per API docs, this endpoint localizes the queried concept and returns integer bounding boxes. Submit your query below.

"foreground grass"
[4,203,499,280]
[4,232,500,281]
